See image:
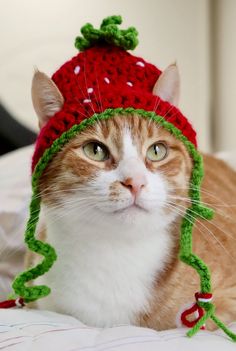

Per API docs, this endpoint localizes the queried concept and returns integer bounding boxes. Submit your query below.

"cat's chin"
[106,204,153,226]
[114,204,148,214]
[95,202,177,229]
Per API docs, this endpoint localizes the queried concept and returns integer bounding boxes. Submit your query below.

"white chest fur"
[37,209,172,327]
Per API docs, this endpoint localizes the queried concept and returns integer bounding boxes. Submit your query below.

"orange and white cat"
[27,64,236,330]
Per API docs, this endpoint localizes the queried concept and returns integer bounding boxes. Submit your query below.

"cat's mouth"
[113,203,148,214]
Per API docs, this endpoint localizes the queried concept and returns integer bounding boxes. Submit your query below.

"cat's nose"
[120,176,146,196]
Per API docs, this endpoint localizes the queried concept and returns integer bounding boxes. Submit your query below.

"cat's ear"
[152,63,180,106]
[31,69,64,128]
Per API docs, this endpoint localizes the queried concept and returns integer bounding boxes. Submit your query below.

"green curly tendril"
[75,15,138,51]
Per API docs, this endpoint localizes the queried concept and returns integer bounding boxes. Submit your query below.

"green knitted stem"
[12,107,236,341]
[211,314,236,341]
[75,15,138,51]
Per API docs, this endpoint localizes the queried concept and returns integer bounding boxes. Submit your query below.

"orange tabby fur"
[26,115,236,330]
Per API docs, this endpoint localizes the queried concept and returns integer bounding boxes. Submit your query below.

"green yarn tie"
[11,108,236,341]
[12,190,57,302]
[75,15,138,51]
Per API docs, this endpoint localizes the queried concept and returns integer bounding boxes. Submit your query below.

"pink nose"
[121,176,146,196]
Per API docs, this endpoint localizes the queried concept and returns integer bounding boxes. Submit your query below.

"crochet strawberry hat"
[3,16,235,341]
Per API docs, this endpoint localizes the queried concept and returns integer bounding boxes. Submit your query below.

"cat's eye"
[83,142,109,162]
[146,142,168,162]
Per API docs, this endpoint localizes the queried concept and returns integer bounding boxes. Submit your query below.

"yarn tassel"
[0,298,24,308]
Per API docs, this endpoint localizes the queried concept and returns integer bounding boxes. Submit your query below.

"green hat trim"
[75,15,138,51]
[12,107,236,341]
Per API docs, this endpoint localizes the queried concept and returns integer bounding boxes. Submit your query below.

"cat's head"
[32,64,192,231]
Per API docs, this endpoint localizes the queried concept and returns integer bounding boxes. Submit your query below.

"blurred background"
[0,0,235,153]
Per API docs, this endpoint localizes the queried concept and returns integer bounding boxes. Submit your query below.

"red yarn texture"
[32,45,197,170]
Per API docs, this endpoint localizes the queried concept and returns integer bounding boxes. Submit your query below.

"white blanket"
[0,146,236,350]
[1,309,236,350]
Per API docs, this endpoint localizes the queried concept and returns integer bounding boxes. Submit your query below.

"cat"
[26,64,236,331]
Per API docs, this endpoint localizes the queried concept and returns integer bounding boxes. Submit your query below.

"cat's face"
[39,114,192,229]
[34,63,192,232]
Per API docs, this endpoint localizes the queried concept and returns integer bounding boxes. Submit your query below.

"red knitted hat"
[32,16,196,171]
[10,15,236,342]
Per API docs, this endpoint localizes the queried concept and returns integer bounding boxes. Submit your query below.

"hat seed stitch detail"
[136,61,145,67]
[74,65,81,74]
[104,77,110,84]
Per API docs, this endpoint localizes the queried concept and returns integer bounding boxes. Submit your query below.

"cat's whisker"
[169,185,232,206]
[0,239,26,263]
[44,196,109,210]
[152,96,161,116]
[27,195,108,219]
[167,194,230,209]
[73,59,95,116]
[82,55,97,116]
[36,183,101,196]
[26,200,99,232]
[0,235,25,259]
[167,194,235,221]
[94,66,104,113]
[155,106,178,131]
[37,187,88,198]
[176,200,236,243]
[55,200,110,225]
[62,74,90,120]
[72,95,91,120]
[68,68,94,120]
[85,68,103,115]
[45,203,95,225]
[166,201,236,261]
[161,104,175,118]
[163,202,214,244]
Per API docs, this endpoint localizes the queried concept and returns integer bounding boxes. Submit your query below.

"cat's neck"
[40,205,177,327]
